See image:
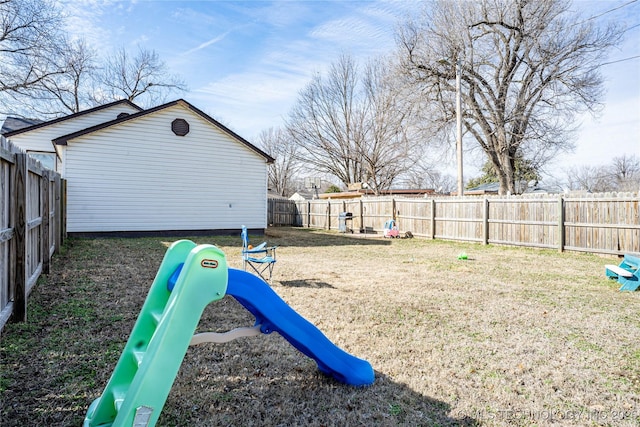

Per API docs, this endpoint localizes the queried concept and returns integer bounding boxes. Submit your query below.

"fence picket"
[0,137,64,331]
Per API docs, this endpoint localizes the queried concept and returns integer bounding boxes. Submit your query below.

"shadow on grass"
[159,341,480,426]
[63,227,394,252]
[261,227,393,248]
[279,278,336,289]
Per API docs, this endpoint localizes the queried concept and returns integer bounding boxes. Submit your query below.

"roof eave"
[3,99,143,137]
[51,99,275,164]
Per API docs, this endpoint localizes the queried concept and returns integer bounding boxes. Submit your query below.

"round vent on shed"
[171,118,189,136]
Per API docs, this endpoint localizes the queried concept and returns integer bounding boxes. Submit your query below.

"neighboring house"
[289,190,316,201]
[5,99,274,235]
[2,100,142,171]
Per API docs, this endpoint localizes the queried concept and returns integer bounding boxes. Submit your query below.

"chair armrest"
[244,242,268,253]
[248,242,267,251]
[265,246,277,258]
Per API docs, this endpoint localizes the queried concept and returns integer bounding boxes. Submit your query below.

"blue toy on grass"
[605,253,640,291]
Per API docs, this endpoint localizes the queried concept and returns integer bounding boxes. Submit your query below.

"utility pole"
[456,58,464,196]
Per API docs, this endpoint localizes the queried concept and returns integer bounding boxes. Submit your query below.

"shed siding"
[65,104,268,232]
[7,105,140,154]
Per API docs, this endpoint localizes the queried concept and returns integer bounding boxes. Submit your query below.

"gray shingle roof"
[1,117,43,135]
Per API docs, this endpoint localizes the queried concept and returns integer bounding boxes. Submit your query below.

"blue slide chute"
[227,268,375,386]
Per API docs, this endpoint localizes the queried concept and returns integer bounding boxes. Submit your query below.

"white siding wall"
[8,104,140,173]
[65,104,268,232]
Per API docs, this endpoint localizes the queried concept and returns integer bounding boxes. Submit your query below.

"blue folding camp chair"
[241,225,277,282]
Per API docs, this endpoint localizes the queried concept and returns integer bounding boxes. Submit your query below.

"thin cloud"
[310,17,382,43]
[196,69,307,106]
[58,0,112,51]
[192,68,312,137]
[183,31,231,56]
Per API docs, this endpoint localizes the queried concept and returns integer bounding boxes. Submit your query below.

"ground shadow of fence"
[264,227,393,248]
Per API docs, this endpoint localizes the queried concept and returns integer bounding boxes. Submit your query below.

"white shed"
[50,99,273,235]
[3,100,142,172]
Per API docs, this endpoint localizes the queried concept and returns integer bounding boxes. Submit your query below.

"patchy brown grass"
[1,227,639,426]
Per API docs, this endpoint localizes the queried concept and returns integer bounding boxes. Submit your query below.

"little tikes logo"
[201,259,219,269]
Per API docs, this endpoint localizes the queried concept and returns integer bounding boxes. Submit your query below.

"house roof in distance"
[52,99,274,163]
[319,188,436,199]
[1,117,44,135]
[462,181,550,195]
[1,99,143,137]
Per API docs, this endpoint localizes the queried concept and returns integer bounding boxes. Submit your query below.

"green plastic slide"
[83,240,228,427]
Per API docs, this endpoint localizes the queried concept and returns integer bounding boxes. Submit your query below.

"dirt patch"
[1,228,639,426]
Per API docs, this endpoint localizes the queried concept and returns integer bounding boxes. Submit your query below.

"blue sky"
[60,0,639,180]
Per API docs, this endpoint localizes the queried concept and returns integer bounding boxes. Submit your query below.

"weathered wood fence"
[268,194,639,256]
[0,137,65,331]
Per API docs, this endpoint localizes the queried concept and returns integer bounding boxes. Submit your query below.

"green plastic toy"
[83,240,228,427]
[84,239,375,427]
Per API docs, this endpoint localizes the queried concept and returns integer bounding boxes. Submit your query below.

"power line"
[600,54,640,66]
[625,22,640,31]
[578,2,640,66]
[581,0,638,23]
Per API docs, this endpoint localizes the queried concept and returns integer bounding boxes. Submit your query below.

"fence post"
[306,201,310,227]
[392,198,397,221]
[430,199,436,239]
[54,174,61,252]
[359,199,364,233]
[558,194,565,253]
[326,201,331,230]
[483,197,489,245]
[61,179,67,241]
[12,153,27,322]
[42,170,50,274]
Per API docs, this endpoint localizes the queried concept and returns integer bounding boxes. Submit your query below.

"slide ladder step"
[112,389,127,413]
[149,310,163,326]
[132,350,146,367]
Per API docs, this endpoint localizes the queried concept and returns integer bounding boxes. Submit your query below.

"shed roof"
[52,99,274,163]
[2,99,143,137]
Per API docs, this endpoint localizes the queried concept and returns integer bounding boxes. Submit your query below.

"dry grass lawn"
[1,227,639,426]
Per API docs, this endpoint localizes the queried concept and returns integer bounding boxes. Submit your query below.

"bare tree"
[258,127,300,197]
[16,38,99,117]
[397,158,456,193]
[610,154,640,191]
[93,46,187,107]
[398,0,622,195]
[46,38,97,114]
[287,54,365,187]
[563,165,614,192]
[287,54,421,193]
[0,2,188,118]
[359,57,423,192]
[0,0,66,112]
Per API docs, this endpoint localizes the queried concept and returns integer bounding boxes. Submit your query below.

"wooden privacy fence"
[0,137,65,331]
[268,194,639,256]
